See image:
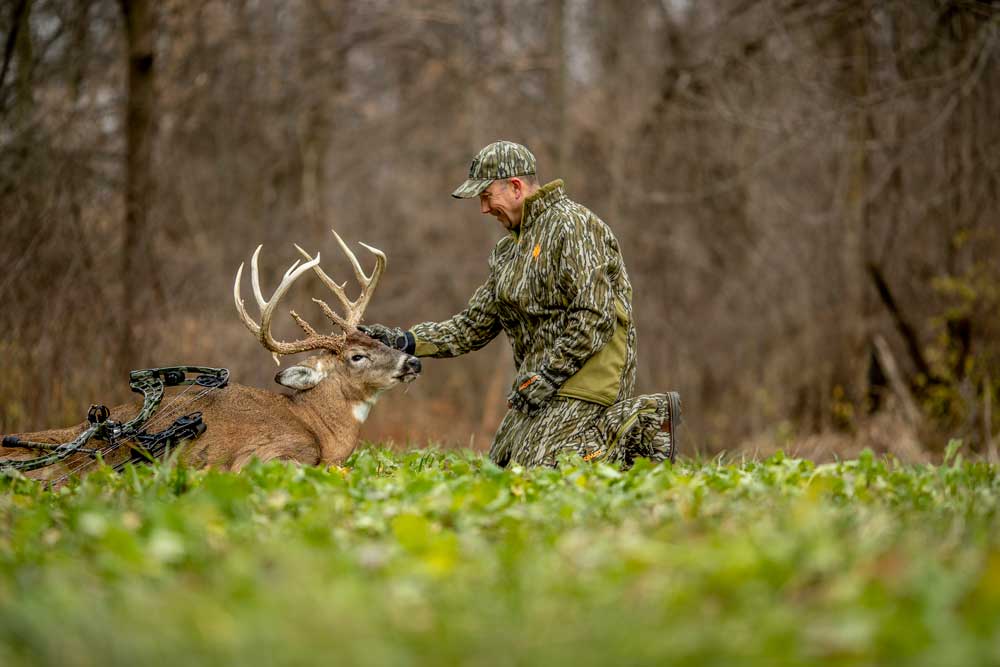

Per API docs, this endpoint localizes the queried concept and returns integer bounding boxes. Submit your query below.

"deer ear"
[275,365,325,390]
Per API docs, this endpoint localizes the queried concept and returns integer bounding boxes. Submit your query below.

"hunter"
[362,140,681,468]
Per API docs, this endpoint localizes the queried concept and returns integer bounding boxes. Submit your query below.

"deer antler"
[294,229,386,332]
[233,245,345,365]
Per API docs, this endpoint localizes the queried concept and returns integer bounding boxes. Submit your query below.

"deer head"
[233,230,420,402]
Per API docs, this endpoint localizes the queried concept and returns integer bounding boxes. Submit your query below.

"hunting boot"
[653,392,682,463]
[615,392,682,466]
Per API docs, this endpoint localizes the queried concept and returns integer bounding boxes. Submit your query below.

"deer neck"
[288,374,381,463]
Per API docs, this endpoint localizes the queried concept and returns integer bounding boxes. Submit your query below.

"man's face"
[479,179,524,231]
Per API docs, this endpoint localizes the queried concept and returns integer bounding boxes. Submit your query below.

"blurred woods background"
[2,0,999,459]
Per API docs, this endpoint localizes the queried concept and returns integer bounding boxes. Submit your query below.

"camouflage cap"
[451,140,537,199]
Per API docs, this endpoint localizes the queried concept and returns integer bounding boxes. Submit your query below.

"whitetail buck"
[0,231,420,482]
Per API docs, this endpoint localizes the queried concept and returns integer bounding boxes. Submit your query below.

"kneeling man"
[363,141,681,468]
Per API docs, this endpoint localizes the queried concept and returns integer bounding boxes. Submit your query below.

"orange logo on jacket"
[532,244,541,259]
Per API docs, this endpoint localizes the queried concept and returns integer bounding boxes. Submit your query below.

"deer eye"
[350,354,369,363]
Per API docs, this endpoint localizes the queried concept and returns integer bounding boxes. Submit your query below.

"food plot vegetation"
[1,447,999,666]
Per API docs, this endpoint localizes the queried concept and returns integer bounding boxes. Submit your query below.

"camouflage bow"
[1,366,229,476]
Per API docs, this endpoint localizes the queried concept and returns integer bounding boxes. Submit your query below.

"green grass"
[1,447,999,666]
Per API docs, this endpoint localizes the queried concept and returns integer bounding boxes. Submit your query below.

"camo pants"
[489,394,676,468]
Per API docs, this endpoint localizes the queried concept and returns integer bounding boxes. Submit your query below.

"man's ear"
[275,365,324,390]
[510,177,523,199]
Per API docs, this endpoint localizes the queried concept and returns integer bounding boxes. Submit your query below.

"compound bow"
[1,366,229,477]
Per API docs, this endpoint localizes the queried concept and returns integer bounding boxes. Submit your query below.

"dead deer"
[0,230,420,481]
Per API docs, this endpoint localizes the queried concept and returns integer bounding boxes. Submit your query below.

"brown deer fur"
[1,332,420,481]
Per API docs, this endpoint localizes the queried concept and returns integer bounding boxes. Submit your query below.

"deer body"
[1,231,420,481]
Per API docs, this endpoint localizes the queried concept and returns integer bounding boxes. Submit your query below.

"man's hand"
[358,324,414,354]
[507,369,563,416]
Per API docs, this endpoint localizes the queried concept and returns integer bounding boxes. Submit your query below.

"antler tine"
[292,231,386,330]
[330,230,371,283]
[234,244,336,366]
[350,239,386,324]
[250,245,267,310]
[293,243,354,314]
[233,262,261,336]
[326,230,386,327]
[312,298,352,332]
[257,253,321,351]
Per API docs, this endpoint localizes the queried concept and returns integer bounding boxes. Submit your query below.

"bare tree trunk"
[69,0,92,102]
[985,375,997,464]
[9,0,32,125]
[549,0,570,177]
[0,0,30,96]
[840,1,875,412]
[298,1,346,229]
[867,262,935,385]
[119,0,156,372]
[872,334,922,427]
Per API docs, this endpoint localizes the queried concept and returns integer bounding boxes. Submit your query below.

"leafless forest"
[2,0,998,460]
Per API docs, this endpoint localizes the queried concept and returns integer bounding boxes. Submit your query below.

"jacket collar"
[516,179,566,237]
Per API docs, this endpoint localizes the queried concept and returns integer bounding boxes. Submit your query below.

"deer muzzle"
[397,355,421,383]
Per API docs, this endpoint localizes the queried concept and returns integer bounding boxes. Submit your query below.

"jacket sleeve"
[408,259,503,359]
[542,218,620,380]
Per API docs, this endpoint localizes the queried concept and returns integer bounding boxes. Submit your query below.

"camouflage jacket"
[410,180,637,406]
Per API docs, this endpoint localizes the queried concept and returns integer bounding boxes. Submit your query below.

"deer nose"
[406,356,421,373]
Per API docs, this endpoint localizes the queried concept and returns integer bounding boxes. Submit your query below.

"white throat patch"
[352,401,374,423]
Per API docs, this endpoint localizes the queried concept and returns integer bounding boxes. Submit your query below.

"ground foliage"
[1,447,999,666]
